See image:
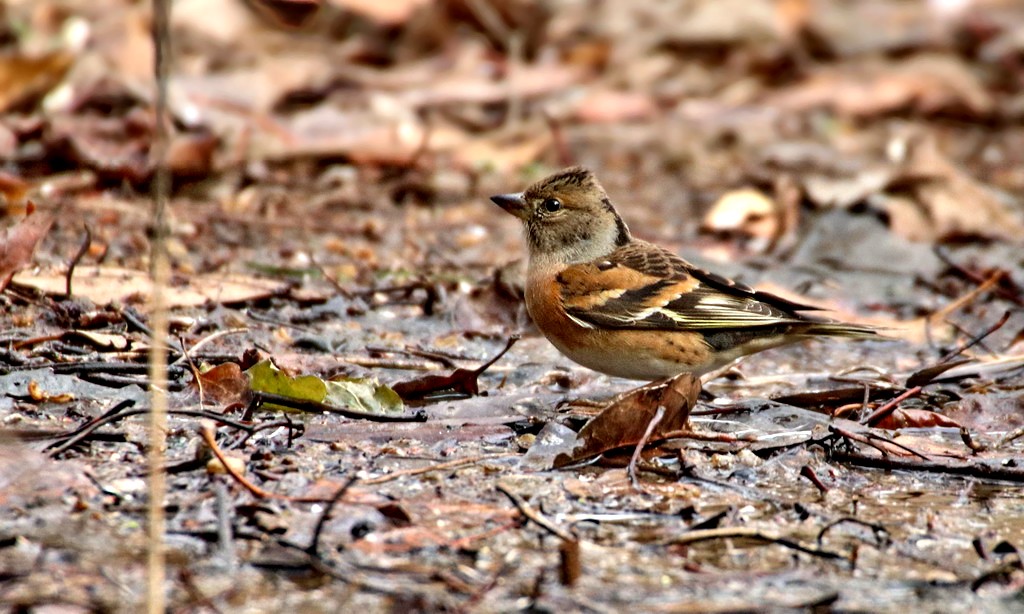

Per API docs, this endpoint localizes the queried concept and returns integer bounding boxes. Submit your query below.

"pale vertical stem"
[147,0,172,611]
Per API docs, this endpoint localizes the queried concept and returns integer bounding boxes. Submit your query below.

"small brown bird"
[491,167,877,380]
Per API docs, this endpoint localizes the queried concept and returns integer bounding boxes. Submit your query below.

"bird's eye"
[542,198,562,212]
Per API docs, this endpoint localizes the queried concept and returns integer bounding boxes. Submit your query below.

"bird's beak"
[490,192,527,220]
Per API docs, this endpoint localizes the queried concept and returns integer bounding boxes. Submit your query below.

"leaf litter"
[1,0,1024,612]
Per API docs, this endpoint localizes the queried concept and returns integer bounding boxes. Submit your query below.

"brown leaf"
[893,134,1024,242]
[166,132,219,179]
[252,0,323,28]
[874,408,962,430]
[195,363,252,405]
[0,50,74,113]
[0,208,55,291]
[60,331,132,352]
[553,373,701,468]
[701,187,782,253]
[45,115,151,183]
[392,336,518,401]
[0,171,30,207]
[773,55,993,118]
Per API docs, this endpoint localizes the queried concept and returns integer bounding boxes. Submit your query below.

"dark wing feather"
[564,241,832,331]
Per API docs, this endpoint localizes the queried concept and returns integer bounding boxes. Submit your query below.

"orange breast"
[525,268,586,351]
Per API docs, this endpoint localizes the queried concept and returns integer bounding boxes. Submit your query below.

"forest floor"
[1,0,1023,611]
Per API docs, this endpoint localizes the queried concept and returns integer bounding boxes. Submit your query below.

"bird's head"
[491,166,631,265]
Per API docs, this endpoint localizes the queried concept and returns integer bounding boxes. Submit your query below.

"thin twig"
[170,328,248,367]
[927,271,1004,323]
[179,336,203,406]
[306,475,358,557]
[311,255,353,299]
[46,407,256,456]
[64,224,91,298]
[830,424,931,460]
[360,453,517,485]
[628,404,665,489]
[937,310,1012,364]
[816,517,889,547]
[830,449,1024,482]
[496,483,576,542]
[934,246,1024,307]
[860,386,923,427]
[996,425,1024,449]
[800,465,830,494]
[665,526,844,560]
[118,305,154,337]
[959,427,987,453]
[199,421,332,502]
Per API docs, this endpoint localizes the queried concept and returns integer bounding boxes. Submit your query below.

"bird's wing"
[557,240,822,331]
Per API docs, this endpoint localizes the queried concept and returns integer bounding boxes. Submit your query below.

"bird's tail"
[798,321,881,339]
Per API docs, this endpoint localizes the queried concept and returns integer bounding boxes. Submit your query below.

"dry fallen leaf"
[0,171,30,208]
[553,373,701,468]
[12,265,289,307]
[61,331,132,351]
[893,134,1024,242]
[392,337,518,401]
[874,408,962,430]
[0,207,55,291]
[702,187,779,244]
[166,132,219,179]
[0,50,74,113]
[772,54,993,118]
[194,363,252,406]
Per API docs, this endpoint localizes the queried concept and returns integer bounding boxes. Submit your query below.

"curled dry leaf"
[45,115,151,183]
[874,408,962,430]
[166,132,219,179]
[701,187,778,244]
[392,336,518,401]
[195,362,252,405]
[0,171,30,208]
[0,207,55,291]
[773,54,993,118]
[27,380,75,404]
[553,373,701,468]
[0,50,74,113]
[891,134,1024,242]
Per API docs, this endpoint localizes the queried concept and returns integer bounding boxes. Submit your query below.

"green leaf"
[246,359,327,409]
[245,360,404,415]
[324,377,404,414]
